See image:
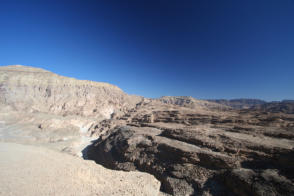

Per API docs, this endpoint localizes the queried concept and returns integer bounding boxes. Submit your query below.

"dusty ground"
[0,113,162,196]
[0,142,160,196]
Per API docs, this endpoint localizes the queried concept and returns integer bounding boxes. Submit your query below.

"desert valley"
[0,65,293,196]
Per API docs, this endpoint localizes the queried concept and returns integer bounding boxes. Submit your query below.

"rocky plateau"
[0,65,294,196]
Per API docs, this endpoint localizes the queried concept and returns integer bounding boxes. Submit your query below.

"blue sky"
[0,0,293,101]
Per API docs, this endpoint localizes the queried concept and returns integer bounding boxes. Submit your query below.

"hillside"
[207,99,266,109]
[0,65,141,118]
[0,65,293,196]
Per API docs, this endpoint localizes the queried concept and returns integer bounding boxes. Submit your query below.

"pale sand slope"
[0,142,161,196]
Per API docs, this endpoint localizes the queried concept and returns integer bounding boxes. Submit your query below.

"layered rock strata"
[86,100,294,196]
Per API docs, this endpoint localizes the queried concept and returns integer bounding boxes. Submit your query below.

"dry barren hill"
[1,65,294,196]
[207,99,267,109]
[0,65,140,118]
[0,65,161,196]
[157,96,230,111]
[0,65,142,153]
[0,65,226,119]
[251,100,294,114]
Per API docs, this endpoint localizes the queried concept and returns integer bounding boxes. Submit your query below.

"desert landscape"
[0,65,293,196]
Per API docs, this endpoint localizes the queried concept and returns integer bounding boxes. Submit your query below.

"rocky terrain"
[251,100,294,114]
[86,98,294,195]
[207,99,266,109]
[1,65,294,196]
[0,65,141,118]
[0,65,160,196]
[0,65,142,155]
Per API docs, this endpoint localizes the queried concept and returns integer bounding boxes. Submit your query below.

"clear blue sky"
[0,0,293,101]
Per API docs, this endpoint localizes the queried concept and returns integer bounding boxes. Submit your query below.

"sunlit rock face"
[0,65,141,118]
[86,98,294,196]
[1,65,294,196]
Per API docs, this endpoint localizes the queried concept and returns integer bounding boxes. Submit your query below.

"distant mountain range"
[207,99,294,113]
[251,100,294,114]
[207,99,266,109]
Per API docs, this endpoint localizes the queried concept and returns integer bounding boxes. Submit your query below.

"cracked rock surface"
[86,99,294,196]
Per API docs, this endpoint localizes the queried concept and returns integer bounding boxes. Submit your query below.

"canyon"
[0,65,293,196]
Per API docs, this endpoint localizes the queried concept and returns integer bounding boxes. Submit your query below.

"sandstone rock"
[86,99,294,196]
[0,65,141,118]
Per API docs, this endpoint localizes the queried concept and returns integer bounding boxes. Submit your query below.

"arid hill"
[251,100,294,114]
[0,65,140,118]
[1,65,293,196]
[207,99,266,109]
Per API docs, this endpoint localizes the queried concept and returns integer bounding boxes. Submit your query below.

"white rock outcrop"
[0,65,141,118]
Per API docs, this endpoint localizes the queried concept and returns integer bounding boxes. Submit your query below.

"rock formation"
[86,98,294,195]
[207,99,266,109]
[251,100,294,114]
[0,65,141,118]
[1,65,294,196]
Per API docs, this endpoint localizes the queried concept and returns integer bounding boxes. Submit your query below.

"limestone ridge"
[1,65,294,196]
[0,65,141,118]
[157,96,230,110]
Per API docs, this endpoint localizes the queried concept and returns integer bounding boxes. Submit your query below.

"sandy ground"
[0,115,162,196]
[0,142,161,196]
[0,113,96,156]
